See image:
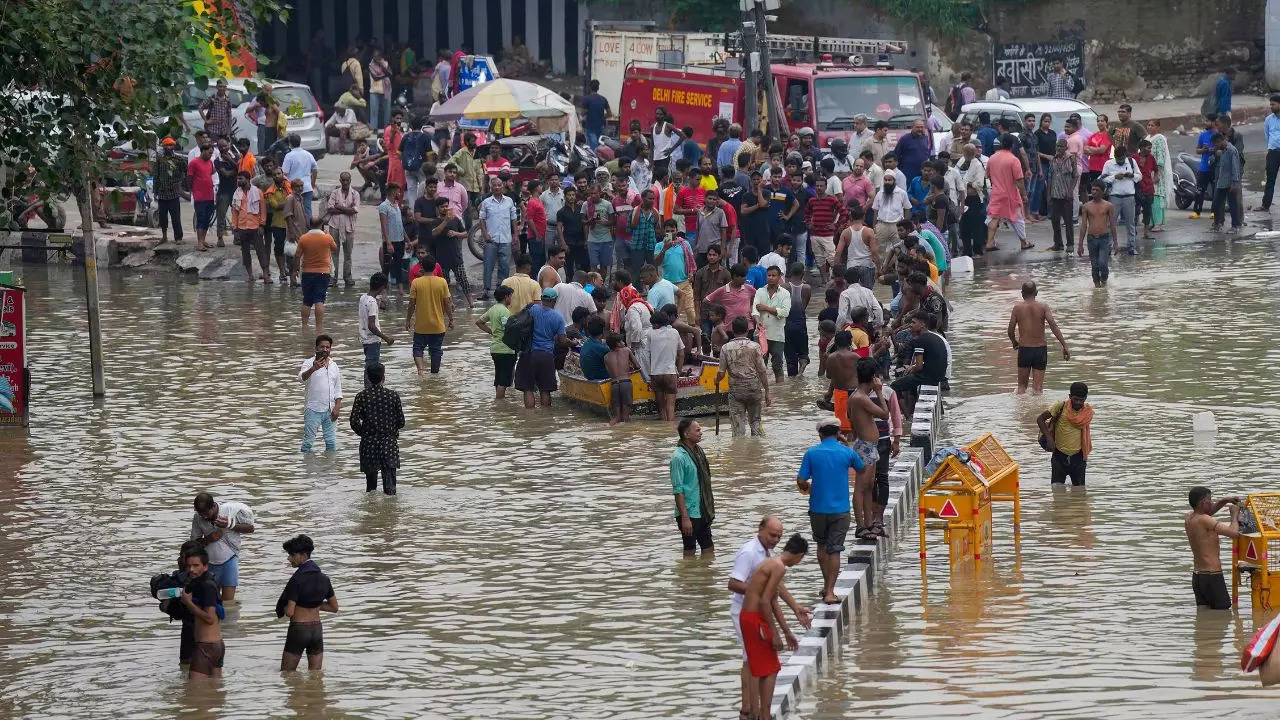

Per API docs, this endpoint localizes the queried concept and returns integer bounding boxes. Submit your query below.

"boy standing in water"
[603,331,638,425]
[1184,486,1242,610]
[847,357,889,539]
[1078,181,1117,287]
[276,534,339,671]
[739,533,808,720]
[179,548,224,680]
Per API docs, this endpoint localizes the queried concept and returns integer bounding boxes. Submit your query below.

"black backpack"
[150,571,189,622]
[502,302,536,351]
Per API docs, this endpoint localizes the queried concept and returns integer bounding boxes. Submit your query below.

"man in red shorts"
[739,533,808,719]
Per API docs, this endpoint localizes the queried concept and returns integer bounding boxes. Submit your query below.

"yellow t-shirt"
[500,273,542,312]
[410,275,450,334]
[926,260,939,284]
[1050,401,1083,455]
[849,327,870,350]
[699,175,718,191]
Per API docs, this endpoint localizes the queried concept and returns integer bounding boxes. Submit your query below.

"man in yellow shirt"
[1036,382,1093,486]
[404,251,455,376]
[500,252,542,310]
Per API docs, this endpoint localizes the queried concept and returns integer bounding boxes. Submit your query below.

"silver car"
[958,98,1099,135]
[180,78,326,157]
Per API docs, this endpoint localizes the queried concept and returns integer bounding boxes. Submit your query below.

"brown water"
[1,237,1277,718]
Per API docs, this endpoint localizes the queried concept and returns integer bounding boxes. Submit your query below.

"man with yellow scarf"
[1037,382,1093,486]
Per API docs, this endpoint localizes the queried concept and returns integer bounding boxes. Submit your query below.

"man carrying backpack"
[944,73,976,121]
[514,287,568,409]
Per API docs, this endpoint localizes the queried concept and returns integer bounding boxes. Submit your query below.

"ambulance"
[615,34,928,150]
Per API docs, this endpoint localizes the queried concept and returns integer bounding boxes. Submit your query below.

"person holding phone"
[299,334,343,452]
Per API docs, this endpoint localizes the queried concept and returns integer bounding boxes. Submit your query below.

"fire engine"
[616,33,929,150]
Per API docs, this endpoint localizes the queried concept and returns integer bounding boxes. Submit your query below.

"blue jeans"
[483,241,512,291]
[588,241,614,273]
[369,92,388,130]
[363,342,381,387]
[302,191,313,223]
[586,129,601,149]
[412,332,445,373]
[209,554,239,588]
[301,408,336,452]
[1110,194,1137,251]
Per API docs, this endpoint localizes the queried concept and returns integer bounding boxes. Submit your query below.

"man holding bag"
[1036,382,1092,486]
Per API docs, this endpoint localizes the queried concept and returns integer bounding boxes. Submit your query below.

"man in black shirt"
[412,176,441,255]
[556,186,589,277]
[891,312,946,416]
[430,197,474,309]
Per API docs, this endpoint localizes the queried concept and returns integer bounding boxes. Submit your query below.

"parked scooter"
[1173,152,1203,210]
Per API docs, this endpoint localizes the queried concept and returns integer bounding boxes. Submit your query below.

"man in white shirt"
[190,491,256,603]
[299,334,343,452]
[758,235,792,276]
[281,134,319,222]
[849,114,874,152]
[871,176,912,257]
[539,181,566,248]
[727,516,811,720]
[553,270,596,324]
[837,276,884,328]
[1101,145,1139,253]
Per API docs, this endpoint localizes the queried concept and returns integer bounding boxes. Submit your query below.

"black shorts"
[809,511,851,554]
[515,350,558,392]
[874,437,892,507]
[1192,571,1231,610]
[283,620,324,655]
[301,272,329,307]
[492,352,517,387]
[1017,345,1048,370]
[1050,450,1087,486]
[677,515,713,552]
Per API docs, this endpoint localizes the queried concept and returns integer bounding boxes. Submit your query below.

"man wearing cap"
[796,416,865,604]
[515,287,567,408]
[154,137,188,245]
[795,128,821,167]
[199,78,235,141]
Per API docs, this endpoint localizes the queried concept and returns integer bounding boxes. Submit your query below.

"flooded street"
[3,233,1279,717]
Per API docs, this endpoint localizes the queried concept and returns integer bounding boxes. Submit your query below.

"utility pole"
[78,179,105,397]
[741,19,758,138]
[750,0,783,141]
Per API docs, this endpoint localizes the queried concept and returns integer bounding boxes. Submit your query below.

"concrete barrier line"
[770,385,939,718]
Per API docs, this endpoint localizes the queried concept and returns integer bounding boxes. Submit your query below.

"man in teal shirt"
[671,419,713,556]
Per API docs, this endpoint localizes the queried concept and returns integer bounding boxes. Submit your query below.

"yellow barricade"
[1232,493,1280,610]
[918,434,1020,572]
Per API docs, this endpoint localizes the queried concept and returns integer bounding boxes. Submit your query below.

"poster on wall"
[0,284,27,426]
[993,40,1085,97]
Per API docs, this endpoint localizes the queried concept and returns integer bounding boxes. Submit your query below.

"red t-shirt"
[187,156,216,202]
[676,185,705,234]
[1134,153,1156,195]
[484,158,512,180]
[409,261,444,282]
[1085,132,1113,174]
[525,196,547,240]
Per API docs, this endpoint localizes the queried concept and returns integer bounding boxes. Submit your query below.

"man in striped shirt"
[804,180,844,284]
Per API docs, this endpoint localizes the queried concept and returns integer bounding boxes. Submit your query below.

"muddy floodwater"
[2,236,1279,718]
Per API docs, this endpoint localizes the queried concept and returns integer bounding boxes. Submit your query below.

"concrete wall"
[773,0,1265,102]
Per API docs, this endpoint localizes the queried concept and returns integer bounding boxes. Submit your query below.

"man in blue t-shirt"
[516,287,567,408]
[580,80,611,150]
[579,315,610,381]
[976,111,999,157]
[796,417,865,604]
[1194,117,1218,217]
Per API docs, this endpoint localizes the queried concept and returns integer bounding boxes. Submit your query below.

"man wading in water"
[738,534,808,720]
[1184,486,1243,610]
[1007,281,1070,394]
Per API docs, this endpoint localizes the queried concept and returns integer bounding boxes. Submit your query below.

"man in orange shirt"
[294,218,338,334]
[235,138,256,177]
[231,171,269,283]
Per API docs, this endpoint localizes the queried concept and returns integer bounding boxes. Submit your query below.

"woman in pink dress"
[383,114,405,192]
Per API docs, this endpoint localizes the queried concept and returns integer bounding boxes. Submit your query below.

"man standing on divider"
[796,417,864,604]
[738,534,809,720]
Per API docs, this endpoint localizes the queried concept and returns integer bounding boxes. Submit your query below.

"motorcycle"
[1173,152,1203,211]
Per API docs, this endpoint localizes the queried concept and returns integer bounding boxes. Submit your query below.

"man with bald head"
[727,516,812,720]
[1007,280,1070,394]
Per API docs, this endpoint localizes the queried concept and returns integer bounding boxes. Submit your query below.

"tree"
[0,0,287,397]
[0,0,288,215]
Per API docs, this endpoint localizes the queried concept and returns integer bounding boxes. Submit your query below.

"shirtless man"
[1078,181,1118,287]
[603,331,638,425]
[739,533,809,720]
[821,330,858,415]
[847,357,889,539]
[1184,486,1243,610]
[180,547,225,679]
[1007,280,1070,394]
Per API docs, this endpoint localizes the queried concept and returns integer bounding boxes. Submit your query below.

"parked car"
[958,98,1099,135]
[928,103,953,155]
[180,78,326,158]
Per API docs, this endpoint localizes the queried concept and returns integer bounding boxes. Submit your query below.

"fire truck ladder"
[724,32,908,63]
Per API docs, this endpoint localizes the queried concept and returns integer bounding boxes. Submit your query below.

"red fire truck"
[618,34,928,151]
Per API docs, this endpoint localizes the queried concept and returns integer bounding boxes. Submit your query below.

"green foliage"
[0,0,289,216]
[865,0,983,37]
